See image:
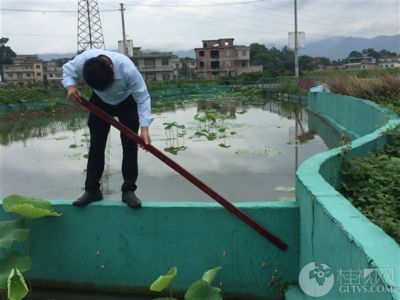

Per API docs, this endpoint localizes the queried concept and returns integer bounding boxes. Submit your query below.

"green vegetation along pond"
[0,94,329,202]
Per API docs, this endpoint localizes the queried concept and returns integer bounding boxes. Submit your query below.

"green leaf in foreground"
[3,194,61,219]
[184,279,222,300]
[202,266,221,285]
[0,252,31,289]
[150,267,177,292]
[7,269,29,300]
[0,219,29,249]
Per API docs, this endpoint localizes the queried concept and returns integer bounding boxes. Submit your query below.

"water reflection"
[0,95,328,201]
[0,112,87,146]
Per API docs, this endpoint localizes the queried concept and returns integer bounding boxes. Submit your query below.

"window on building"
[242,49,247,56]
[145,59,155,66]
[212,42,219,48]
[9,74,13,78]
[241,60,247,67]
[199,51,205,57]
[226,61,231,67]
[161,58,169,66]
[146,73,156,81]
[203,42,207,48]
[35,64,40,69]
[162,73,170,81]
[225,50,231,56]
[210,50,219,59]
[17,73,22,79]
[211,72,219,75]
[211,61,220,69]
[36,72,41,76]
[4,67,8,70]
[199,61,204,68]
[26,73,31,77]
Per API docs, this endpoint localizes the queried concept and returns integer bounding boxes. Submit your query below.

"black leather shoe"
[73,191,103,207]
[122,191,142,208]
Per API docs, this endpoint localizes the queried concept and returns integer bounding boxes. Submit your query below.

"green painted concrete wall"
[307,92,398,138]
[294,92,400,300]
[0,201,299,299]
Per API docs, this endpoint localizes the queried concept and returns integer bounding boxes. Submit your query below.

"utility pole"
[294,0,299,78]
[120,3,128,55]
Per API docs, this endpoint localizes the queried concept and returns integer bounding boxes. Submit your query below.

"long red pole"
[76,96,288,251]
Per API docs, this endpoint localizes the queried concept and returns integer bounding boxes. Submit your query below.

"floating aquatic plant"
[164,146,187,155]
[275,186,295,193]
[53,136,68,141]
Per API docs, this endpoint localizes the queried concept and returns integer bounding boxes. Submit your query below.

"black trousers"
[85,92,139,193]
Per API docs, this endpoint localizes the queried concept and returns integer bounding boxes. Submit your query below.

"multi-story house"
[2,55,44,85]
[118,40,174,82]
[343,50,377,70]
[379,56,400,68]
[194,38,262,80]
[44,61,63,85]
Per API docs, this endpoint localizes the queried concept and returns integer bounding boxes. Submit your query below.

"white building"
[2,55,44,85]
[379,57,400,68]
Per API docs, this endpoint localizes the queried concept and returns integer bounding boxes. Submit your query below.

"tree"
[365,48,379,60]
[314,57,331,65]
[348,50,362,58]
[0,37,16,66]
[378,49,397,58]
[299,55,318,71]
[0,37,16,81]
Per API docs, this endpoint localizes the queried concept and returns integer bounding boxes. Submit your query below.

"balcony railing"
[137,65,173,72]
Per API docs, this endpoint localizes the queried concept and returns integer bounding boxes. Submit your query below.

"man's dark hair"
[83,56,114,91]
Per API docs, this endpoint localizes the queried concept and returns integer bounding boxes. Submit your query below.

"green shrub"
[340,127,400,243]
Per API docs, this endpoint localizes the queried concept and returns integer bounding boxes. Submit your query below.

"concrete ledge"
[296,92,400,300]
[0,200,299,299]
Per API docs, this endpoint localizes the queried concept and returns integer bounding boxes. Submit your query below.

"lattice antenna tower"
[77,0,105,53]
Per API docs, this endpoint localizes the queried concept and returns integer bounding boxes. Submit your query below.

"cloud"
[1,0,399,54]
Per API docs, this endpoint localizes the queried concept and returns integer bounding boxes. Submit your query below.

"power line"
[117,0,266,7]
[124,7,274,35]
[134,6,292,33]
[0,8,119,13]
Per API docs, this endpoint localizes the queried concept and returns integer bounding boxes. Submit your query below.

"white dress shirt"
[62,49,153,127]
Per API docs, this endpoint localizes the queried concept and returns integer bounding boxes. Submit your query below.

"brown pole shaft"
[76,97,288,250]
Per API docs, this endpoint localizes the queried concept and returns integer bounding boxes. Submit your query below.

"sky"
[1,0,399,55]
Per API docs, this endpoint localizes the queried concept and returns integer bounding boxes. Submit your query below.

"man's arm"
[124,59,154,146]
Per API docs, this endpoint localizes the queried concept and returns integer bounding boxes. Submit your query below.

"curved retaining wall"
[0,201,299,299]
[293,92,400,300]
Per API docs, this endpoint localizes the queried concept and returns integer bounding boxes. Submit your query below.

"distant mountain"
[299,35,400,60]
[38,53,75,60]
[173,50,195,59]
[37,35,399,61]
[141,49,195,58]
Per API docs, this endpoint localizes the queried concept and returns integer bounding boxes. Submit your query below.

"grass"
[325,73,400,116]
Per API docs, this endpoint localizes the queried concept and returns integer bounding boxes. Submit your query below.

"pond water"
[0,95,328,202]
